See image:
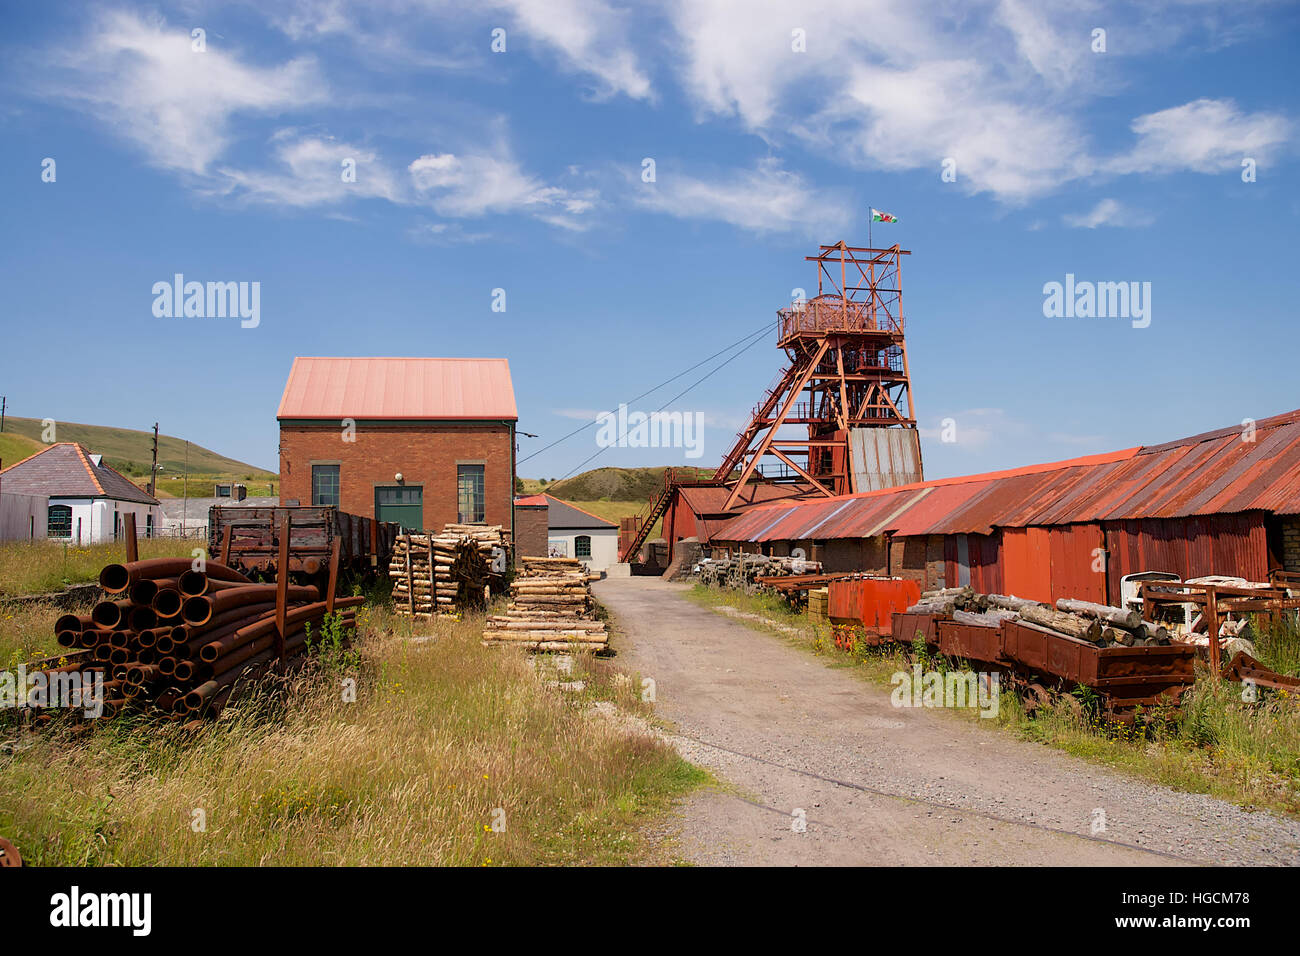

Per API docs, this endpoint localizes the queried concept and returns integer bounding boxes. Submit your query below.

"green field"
[0,430,43,469]
[1,417,273,481]
[522,466,715,502]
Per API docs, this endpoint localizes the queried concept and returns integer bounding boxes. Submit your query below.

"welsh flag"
[871,208,898,223]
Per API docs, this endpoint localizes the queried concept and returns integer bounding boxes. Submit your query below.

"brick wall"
[279,422,513,533]
[1284,517,1300,572]
[514,503,548,560]
[889,535,945,590]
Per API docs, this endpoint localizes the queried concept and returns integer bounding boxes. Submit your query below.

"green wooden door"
[375,485,423,531]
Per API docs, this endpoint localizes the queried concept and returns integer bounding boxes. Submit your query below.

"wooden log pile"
[20,557,360,729]
[482,556,608,651]
[698,554,824,591]
[907,588,1172,647]
[389,525,509,619]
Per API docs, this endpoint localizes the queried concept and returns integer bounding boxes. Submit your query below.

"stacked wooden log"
[908,587,991,615]
[22,557,360,728]
[907,588,1172,647]
[482,557,608,651]
[389,525,509,619]
[808,587,830,623]
[698,554,824,591]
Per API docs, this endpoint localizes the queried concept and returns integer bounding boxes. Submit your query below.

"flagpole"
[868,205,872,248]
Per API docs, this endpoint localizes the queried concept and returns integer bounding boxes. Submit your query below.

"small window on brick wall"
[457,464,485,523]
[312,464,340,507]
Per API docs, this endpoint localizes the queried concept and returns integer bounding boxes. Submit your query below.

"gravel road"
[593,576,1300,866]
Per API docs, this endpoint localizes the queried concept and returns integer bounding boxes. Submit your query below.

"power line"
[518,321,772,466]
[556,323,772,480]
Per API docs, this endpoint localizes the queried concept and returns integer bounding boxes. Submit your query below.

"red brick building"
[277,357,517,534]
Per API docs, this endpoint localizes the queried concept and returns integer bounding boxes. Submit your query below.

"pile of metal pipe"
[33,558,363,727]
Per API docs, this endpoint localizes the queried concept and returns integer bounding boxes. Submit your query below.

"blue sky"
[1,1,1297,481]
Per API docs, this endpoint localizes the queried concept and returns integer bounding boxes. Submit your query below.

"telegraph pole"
[147,422,159,496]
[1,396,6,432]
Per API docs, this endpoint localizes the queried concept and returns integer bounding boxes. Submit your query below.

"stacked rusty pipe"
[34,558,361,727]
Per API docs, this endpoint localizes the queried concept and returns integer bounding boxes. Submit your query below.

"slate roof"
[543,495,617,530]
[0,443,159,505]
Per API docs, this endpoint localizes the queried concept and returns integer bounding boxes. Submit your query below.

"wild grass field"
[687,584,1300,817]
[0,538,198,598]
[0,602,705,865]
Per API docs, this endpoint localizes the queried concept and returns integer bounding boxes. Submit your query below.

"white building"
[542,495,619,572]
[159,496,279,539]
[0,443,160,543]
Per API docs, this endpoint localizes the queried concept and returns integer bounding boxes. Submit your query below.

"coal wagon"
[209,505,398,580]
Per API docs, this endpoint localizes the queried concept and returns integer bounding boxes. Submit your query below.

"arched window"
[574,535,592,559]
[47,505,72,538]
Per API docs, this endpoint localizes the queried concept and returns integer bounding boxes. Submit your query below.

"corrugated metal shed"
[707,408,1300,543]
[277,357,518,421]
[849,428,923,492]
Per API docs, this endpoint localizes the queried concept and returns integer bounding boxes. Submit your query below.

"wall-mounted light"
[395,472,404,482]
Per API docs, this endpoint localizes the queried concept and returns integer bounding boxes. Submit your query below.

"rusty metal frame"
[618,241,923,563]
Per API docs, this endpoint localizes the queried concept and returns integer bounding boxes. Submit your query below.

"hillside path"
[593,576,1300,866]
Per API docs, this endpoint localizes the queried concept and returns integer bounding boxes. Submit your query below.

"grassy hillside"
[0,430,43,469]
[2,417,272,480]
[539,466,713,502]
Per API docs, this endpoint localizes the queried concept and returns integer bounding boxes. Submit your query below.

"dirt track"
[593,576,1300,867]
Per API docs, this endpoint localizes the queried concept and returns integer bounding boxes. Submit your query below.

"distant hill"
[538,466,714,502]
[0,431,43,470]
[1,417,273,480]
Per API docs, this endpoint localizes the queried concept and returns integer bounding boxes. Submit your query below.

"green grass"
[0,538,198,598]
[0,602,706,866]
[0,430,43,469]
[686,583,1300,817]
[2,416,273,478]
[149,475,278,499]
[544,466,712,502]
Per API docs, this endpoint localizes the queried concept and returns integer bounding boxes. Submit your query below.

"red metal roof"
[277,357,517,421]
[514,495,548,507]
[706,409,1300,543]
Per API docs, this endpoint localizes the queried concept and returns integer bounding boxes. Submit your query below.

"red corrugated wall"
[1101,514,1268,605]
[1001,527,1053,601]
[944,533,1004,594]
[1048,524,1107,603]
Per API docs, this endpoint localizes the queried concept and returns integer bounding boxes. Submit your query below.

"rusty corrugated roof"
[706,409,1300,543]
[277,357,518,421]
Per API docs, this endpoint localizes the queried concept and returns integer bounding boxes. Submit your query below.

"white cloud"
[45,10,327,175]
[1107,98,1292,175]
[1062,198,1152,228]
[995,0,1089,89]
[491,0,652,100]
[217,133,405,205]
[408,150,598,227]
[268,0,651,96]
[921,408,1105,456]
[632,157,850,234]
[666,1,1293,202]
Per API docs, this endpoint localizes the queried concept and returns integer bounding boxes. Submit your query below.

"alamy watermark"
[1,665,104,718]
[1042,274,1150,328]
[152,274,260,328]
[891,665,1000,718]
[595,403,704,459]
